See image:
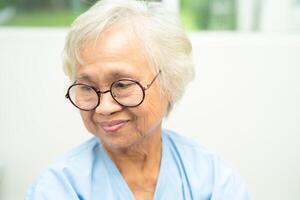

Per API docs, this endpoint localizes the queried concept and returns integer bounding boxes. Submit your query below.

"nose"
[95,91,122,115]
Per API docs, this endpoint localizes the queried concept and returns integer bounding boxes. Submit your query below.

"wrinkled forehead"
[79,23,147,65]
[75,24,156,82]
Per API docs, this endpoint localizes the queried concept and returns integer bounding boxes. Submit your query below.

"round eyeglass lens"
[68,84,99,110]
[111,80,144,107]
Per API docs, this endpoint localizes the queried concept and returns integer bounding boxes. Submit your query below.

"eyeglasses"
[65,70,161,111]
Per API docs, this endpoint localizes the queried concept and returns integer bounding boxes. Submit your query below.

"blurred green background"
[0,0,97,26]
[0,0,237,30]
[180,0,236,30]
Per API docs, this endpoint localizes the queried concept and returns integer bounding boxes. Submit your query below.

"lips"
[99,120,129,133]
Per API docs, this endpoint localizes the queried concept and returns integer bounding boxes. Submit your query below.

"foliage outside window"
[0,0,97,26]
[180,0,237,30]
[0,0,236,29]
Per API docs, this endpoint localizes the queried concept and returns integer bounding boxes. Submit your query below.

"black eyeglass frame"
[65,70,161,111]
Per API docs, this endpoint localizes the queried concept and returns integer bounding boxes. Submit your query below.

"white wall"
[0,28,299,200]
[237,0,300,32]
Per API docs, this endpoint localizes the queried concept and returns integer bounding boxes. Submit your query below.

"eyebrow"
[108,71,137,79]
[75,71,139,83]
[76,74,93,82]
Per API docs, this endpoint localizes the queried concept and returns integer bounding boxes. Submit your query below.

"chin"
[93,129,139,150]
[101,137,139,151]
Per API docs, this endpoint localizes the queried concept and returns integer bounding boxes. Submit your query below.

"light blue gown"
[26,129,250,200]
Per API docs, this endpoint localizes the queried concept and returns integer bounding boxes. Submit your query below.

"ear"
[163,92,173,117]
[164,102,173,118]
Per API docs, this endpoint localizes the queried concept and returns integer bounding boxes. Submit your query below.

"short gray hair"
[63,0,194,114]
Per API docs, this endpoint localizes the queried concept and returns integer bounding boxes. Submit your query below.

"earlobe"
[162,92,172,117]
[165,102,173,117]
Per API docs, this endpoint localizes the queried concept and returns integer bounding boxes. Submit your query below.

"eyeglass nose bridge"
[96,89,111,95]
[95,89,117,104]
[94,88,123,111]
[95,89,116,101]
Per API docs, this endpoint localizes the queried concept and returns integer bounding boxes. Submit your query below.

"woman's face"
[76,26,169,150]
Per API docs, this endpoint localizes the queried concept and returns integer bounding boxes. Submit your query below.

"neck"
[104,129,162,172]
[103,129,163,199]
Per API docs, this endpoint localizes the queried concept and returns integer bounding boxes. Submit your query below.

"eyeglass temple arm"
[65,80,77,99]
[144,70,161,90]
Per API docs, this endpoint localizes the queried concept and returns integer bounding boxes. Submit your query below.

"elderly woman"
[26,0,249,199]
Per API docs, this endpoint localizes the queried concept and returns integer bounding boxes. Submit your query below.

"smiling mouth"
[99,120,129,133]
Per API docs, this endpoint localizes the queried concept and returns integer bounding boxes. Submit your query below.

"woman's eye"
[115,82,133,89]
[79,85,92,91]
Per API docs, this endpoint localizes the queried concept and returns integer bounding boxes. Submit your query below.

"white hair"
[63,0,194,114]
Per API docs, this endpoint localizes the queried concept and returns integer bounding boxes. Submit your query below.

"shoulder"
[60,136,100,160]
[163,129,217,160]
[163,129,223,175]
[51,136,101,173]
[26,136,101,200]
[163,129,250,199]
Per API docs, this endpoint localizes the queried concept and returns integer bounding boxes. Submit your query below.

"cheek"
[131,93,168,133]
[80,111,96,132]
